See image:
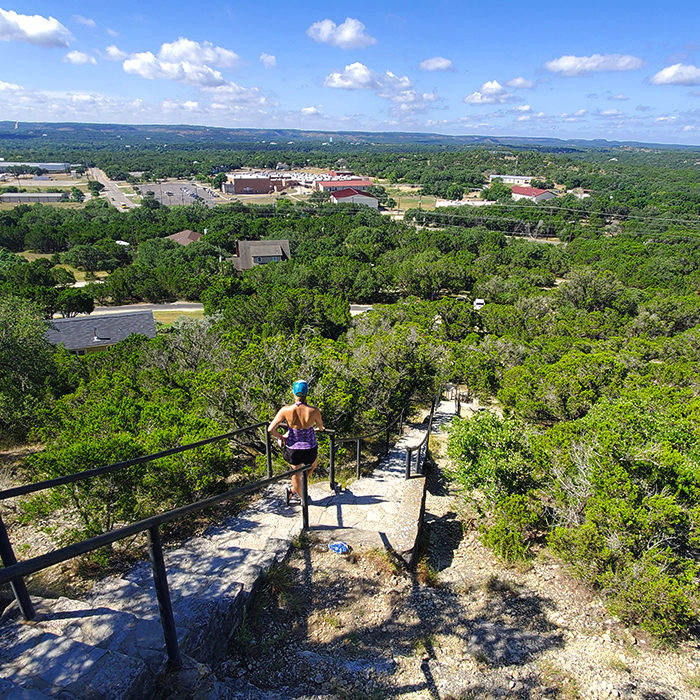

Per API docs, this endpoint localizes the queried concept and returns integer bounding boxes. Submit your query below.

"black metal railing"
[0,395,439,668]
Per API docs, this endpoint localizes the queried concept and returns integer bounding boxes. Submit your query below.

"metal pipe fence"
[0,393,439,667]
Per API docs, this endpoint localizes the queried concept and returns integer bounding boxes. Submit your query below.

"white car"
[473,298,486,311]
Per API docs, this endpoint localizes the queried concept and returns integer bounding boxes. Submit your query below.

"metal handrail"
[0,398,416,662]
[0,422,269,502]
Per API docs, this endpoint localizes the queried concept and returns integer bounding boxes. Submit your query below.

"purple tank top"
[285,402,317,450]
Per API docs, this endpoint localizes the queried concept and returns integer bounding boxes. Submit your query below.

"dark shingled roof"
[45,311,156,351]
[166,229,202,246]
[232,239,290,271]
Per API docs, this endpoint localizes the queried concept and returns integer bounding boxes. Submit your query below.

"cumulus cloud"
[545,53,643,76]
[104,45,127,61]
[598,108,624,117]
[120,38,240,87]
[260,53,276,69]
[513,105,532,112]
[157,37,238,68]
[301,106,321,115]
[608,93,629,101]
[419,57,453,72]
[63,50,96,65]
[73,15,95,28]
[506,77,534,89]
[203,82,271,108]
[0,8,73,47]
[124,51,227,86]
[464,80,517,105]
[307,17,376,49]
[650,63,700,86]
[324,62,436,112]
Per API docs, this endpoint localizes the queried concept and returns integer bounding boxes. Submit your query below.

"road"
[89,168,138,210]
[92,302,373,316]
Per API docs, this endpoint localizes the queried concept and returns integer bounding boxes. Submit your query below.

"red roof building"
[330,188,379,208]
[315,179,373,192]
[510,186,557,203]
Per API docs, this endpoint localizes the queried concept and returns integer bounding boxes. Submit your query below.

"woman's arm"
[314,407,325,431]
[268,407,288,433]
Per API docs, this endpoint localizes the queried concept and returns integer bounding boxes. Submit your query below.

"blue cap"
[293,380,308,397]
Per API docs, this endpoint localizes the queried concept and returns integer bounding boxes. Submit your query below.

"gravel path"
[213,424,700,699]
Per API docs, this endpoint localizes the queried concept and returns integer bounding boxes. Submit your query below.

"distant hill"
[0,121,697,152]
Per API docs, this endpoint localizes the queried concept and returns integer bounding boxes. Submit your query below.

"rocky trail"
[214,428,700,700]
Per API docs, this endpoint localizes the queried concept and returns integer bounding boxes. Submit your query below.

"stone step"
[0,615,153,699]
[0,677,53,699]
[2,595,169,676]
[86,574,245,665]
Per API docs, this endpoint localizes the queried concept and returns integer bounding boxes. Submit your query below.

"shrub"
[481,493,543,561]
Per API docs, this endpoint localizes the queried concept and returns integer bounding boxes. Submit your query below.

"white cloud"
[419,57,453,72]
[545,53,643,76]
[123,51,226,86]
[203,82,271,108]
[63,50,96,65]
[104,45,127,61]
[0,80,22,91]
[106,28,118,37]
[0,8,73,47]
[464,80,516,105]
[307,17,376,49]
[260,53,276,69]
[650,63,700,86]
[513,104,532,112]
[157,37,238,68]
[559,109,587,122]
[608,93,629,101]
[599,108,624,117]
[301,106,321,115]
[73,15,95,28]
[506,77,534,89]
[325,62,382,90]
[324,62,436,112]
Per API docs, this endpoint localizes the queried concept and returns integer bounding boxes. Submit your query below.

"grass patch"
[416,557,440,587]
[538,660,581,699]
[605,654,630,673]
[153,310,205,325]
[363,548,404,577]
[684,672,700,690]
[483,574,520,597]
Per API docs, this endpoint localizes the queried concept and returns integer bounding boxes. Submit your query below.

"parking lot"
[136,180,223,208]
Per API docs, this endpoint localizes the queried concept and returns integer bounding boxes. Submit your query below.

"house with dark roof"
[166,229,203,246]
[330,188,379,208]
[45,311,157,354]
[231,239,291,271]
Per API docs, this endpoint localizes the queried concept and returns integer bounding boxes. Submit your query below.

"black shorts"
[283,446,318,466]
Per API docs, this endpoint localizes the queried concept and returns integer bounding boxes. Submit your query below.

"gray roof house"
[166,229,203,246]
[231,239,291,271]
[46,311,156,354]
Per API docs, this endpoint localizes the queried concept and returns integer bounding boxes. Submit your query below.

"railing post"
[399,408,404,434]
[301,468,309,530]
[329,433,336,490]
[0,514,34,620]
[147,525,182,668]
[265,427,272,479]
[385,428,390,456]
[405,448,412,479]
[355,438,361,479]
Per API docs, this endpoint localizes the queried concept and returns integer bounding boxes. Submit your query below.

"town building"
[0,192,67,203]
[314,179,372,193]
[231,239,291,271]
[510,186,557,203]
[45,311,156,354]
[489,174,534,187]
[330,188,379,208]
[0,161,70,173]
[166,229,203,246]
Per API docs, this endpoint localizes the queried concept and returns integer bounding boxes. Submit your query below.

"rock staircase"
[0,400,455,698]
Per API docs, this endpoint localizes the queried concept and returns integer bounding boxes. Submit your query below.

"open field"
[152,309,205,324]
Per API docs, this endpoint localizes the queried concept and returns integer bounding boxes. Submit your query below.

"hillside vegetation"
[1,142,698,640]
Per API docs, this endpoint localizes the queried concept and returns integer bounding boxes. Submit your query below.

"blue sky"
[1,1,699,144]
